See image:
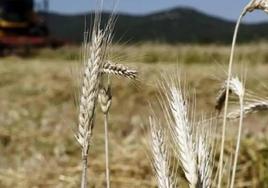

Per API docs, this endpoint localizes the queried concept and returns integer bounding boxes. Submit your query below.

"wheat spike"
[76,28,105,147]
[215,77,244,113]
[155,75,215,188]
[75,9,115,188]
[228,101,268,119]
[101,61,138,79]
[76,9,114,150]
[149,116,175,188]
[244,0,268,14]
[164,84,198,187]
[76,27,104,188]
[195,121,214,188]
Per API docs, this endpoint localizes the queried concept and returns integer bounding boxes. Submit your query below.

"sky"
[43,0,268,23]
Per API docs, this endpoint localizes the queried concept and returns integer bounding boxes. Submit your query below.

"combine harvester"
[0,0,63,56]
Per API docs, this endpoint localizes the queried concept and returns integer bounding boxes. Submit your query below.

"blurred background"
[0,0,268,187]
[1,0,268,54]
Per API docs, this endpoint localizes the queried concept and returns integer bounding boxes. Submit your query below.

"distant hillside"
[40,7,268,44]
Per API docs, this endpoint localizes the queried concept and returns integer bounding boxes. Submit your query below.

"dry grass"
[0,50,268,187]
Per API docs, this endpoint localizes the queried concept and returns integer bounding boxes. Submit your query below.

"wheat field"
[0,43,267,187]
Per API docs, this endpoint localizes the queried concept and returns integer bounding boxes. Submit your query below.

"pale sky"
[42,0,268,23]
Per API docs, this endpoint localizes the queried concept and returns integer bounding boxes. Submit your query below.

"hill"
[41,7,268,44]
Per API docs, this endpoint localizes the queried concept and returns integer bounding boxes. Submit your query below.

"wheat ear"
[75,9,115,187]
[195,120,215,188]
[157,75,215,188]
[228,101,268,119]
[76,29,105,188]
[216,77,245,113]
[244,0,268,14]
[101,61,138,79]
[163,79,216,188]
[163,83,198,187]
[149,116,175,188]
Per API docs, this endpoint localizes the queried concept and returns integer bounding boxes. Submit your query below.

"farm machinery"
[0,0,62,55]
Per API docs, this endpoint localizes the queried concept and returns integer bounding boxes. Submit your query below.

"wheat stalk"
[215,76,245,188]
[98,84,112,188]
[101,61,138,79]
[229,77,245,188]
[217,4,247,185]
[149,116,175,188]
[218,0,268,185]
